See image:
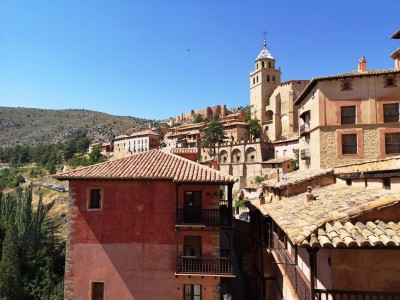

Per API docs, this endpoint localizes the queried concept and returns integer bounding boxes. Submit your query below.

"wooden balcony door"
[184,191,202,223]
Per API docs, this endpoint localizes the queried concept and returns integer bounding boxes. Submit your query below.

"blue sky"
[0,1,398,120]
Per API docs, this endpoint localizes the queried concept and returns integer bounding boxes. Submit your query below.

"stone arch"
[245,147,257,162]
[219,150,229,164]
[231,148,242,163]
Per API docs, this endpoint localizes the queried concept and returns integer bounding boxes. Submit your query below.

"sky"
[0,1,399,120]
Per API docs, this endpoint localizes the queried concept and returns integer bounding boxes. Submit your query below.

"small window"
[89,189,102,209]
[184,284,202,300]
[267,75,270,82]
[385,76,396,87]
[268,61,271,68]
[272,75,275,82]
[341,79,352,91]
[383,178,391,190]
[256,76,259,83]
[341,106,356,124]
[385,133,400,154]
[253,78,255,85]
[262,62,265,68]
[383,103,400,123]
[346,179,352,186]
[92,282,104,300]
[342,134,357,155]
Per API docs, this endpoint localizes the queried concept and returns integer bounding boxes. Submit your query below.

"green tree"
[201,116,225,158]
[192,114,206,123]
[0,225,24,300]
[247,118,261,141]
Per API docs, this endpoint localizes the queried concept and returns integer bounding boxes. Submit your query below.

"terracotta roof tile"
[54,149,236,183]
[257,184,400,245]
[170,148,199,154]
[302,220,400,248]
[262,168,333,188]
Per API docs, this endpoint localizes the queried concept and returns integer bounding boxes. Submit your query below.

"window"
[383,178,391,190]
[267,75,270,82]
[341,106,356,124]
[184,284,201,300]
[383,103,400,123]
[342,134,357,155]
[89,189,102,209]
[346,179,352,186]
[385,133,400,154]
[341,79,352,91]
[272,75,275,82]
[253,78,255,84]
[184,236,202,257]
[91,282,104,300]
[256,76,259,83]
[385,75,396,87]
[268,61,271,68]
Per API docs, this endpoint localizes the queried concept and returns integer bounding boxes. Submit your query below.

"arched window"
[232,149,241,163]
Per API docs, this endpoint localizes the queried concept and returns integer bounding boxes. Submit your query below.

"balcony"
[300,148,311,160]
[176,256,233,276]
[315,289,400,300]
[177,208,232,226]
[300,123,310,136]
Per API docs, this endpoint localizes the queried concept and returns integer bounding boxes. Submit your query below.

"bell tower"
[250,36,281,123]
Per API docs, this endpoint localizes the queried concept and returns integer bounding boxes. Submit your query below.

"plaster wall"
[331,249,400,291]
[65,180,223,300]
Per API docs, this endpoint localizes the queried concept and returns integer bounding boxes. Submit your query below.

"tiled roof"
[302,221,400,248]
[170,148,198,154]
[129,129,159,137]
[256,184,400,245]
[294,68,400,104]
[391,29,400,39]
[54,149,236,183]
[262,168,333,188]
[264,157,292,164]
[334,155,400,174]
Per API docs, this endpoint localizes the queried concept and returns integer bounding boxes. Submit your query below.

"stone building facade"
[113,129,160,159]
[296,58,400,169]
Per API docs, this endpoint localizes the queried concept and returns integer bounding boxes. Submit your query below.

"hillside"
[0,107,161,147]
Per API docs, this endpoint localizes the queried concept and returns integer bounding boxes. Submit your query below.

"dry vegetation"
[0,107,159,147]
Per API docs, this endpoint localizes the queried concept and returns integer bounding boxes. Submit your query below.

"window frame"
[383,103,400,123]
[184,284,202,300]
[342,134,358,155]
[385,132,400,154]
[88,188,103,210]
[341,105,356,125]
[340,79,353,91]
[91,281,105,300]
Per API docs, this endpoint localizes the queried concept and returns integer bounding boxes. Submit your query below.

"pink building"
[55,149,236,300]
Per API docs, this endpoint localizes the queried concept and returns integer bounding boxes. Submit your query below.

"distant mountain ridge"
[0,107,160,148]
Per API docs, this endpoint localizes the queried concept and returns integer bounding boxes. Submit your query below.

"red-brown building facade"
[55,149,236,300]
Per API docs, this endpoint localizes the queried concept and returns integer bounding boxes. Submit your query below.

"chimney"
[358,56,367,72]
[305,186,314,203]
[259,192,265,205]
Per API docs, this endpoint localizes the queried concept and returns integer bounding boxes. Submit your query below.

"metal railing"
[177,208,232,226]
[300,148,311,159]
[300,124,310,135]
[176,256,232,275]
[315,289,400,300]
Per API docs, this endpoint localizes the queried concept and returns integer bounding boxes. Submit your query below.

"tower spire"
[263,33,267,49]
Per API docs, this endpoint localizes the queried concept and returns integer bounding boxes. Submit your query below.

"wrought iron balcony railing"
[177,208,232,226]
[300,124,310,136]
[176,256,232,275]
